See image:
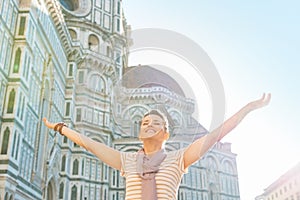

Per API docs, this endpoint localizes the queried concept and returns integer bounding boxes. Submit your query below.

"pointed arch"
[7,89,16,113]
[47,179,56,200]
[59,182,64,199]
[1,127,10,154]
[87,73,106,94]
[71,185,77,200]
[223,160,234,174]
[88,34,99,52]
[13,48,21,73]
[208,183,218,200]
[133,120,140,137]
[169,109,183,127]
[206,155,219,171]
[4,192,8,200]
[11,131,17,157]
[121,105,149,121]
[61,155,66,171]
[72,159,79,175]
[106,45,111,57]
[119,145,141,153]
[69,29,77,40]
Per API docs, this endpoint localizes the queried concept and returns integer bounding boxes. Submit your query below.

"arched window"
[59,0,79,11]
[81,159,85,176]
[113,171,116,185]
[68,64,73,77]
[4,192,8,200]
[76,108,82,122]
[78,71,84,84]
[88,34,99,52]
[104,189,107,200]
[16,134,20,160]
[224,161,234,174]
[11,131,17,157]
[61,155,66,171]
[72,159,79,175]
[71,185,77,200]
[209,183,218,200]
[18,16,26,35]
[173,115,182,127]
[7,89,16,113]
[47,182,54,200]
[117,2,121,14]
[133,120,141,137]
[207,157,218,171]
[59,182,64,199]
[106,46,111,57]
[1,127,10,154]
[13,48,21,73]
[90,74,105,93]
[20,96,25,120]
[69,29,77,40]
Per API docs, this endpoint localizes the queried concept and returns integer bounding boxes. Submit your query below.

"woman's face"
[139,114,165,139]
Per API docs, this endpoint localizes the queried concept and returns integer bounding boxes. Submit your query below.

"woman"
[43,93,271,199]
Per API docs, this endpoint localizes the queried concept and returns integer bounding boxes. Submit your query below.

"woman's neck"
[143,142,163,155]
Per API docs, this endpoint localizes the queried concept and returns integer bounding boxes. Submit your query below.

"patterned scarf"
[136,149,167,200]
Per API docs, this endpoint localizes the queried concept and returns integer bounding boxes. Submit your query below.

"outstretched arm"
[43,118,122,170]
[184,93,271,169]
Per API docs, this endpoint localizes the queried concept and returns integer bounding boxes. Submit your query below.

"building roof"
[264,161,300,192]
[122,65,186,97]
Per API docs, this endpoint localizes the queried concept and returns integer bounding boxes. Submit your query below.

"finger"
[262,93,266,99]
[43,117,47,123]
[265,93,271,103]
[259,93,271,107]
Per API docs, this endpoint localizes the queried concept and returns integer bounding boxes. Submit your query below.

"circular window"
[59,0,79,11]
[59,0,92,17]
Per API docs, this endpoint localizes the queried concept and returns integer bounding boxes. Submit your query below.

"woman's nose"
[147,123,153,127]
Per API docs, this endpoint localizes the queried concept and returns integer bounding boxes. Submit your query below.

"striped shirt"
[120,149,188,200]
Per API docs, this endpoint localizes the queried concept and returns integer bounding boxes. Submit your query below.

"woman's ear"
[164,132,170,141]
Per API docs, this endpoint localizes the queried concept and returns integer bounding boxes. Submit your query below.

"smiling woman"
[43,93,270,200]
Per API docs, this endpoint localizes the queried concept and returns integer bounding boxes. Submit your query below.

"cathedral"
[0,0,240,199]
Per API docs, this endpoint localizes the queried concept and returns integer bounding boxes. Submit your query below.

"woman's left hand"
[247,93,271,111]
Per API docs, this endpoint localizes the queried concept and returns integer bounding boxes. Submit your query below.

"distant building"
[255,162,300,200]
[0,0,240,199]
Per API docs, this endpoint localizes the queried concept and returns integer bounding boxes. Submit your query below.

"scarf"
[136,149,167,200]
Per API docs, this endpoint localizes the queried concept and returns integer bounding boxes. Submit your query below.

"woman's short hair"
[143,109,169,132]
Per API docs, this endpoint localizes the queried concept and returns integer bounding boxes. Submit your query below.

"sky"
[122,1,300,199]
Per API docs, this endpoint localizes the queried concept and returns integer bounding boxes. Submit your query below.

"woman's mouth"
[146,129,156,134]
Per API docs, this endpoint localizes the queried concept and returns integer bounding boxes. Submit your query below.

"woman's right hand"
[43,118,56,130]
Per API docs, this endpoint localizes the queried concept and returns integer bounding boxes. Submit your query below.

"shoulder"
[166,148,186,159]
[120,151,138,176]
[120,151,137,160]
[162,148,188,173]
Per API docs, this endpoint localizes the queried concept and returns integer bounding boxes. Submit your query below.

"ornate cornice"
[45,0,72,55]
[117,86,195,113]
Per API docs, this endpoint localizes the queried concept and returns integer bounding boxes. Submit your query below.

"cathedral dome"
[122,65,186,97]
